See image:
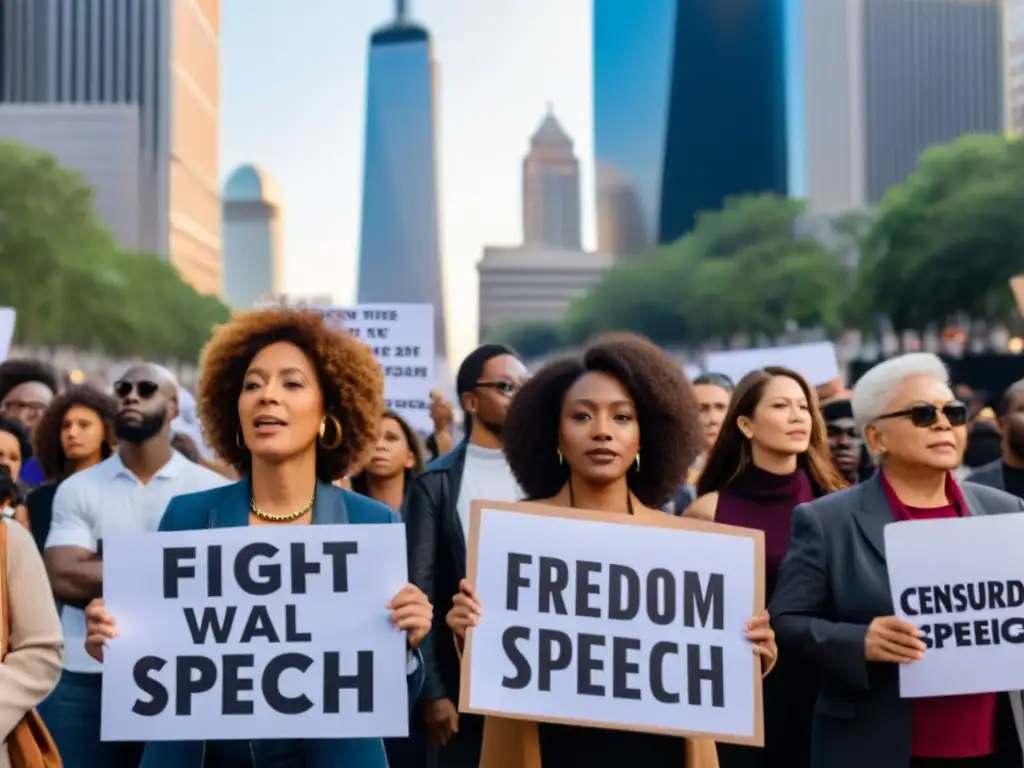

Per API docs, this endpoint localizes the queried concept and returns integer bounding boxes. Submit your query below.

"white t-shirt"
[45,450,230,673]
[455,443,522,540]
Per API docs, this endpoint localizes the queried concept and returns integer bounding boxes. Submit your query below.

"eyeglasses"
[2,399,47,417]
[876,401,969,428]
[114,380,159,399]
[476,380,519,396]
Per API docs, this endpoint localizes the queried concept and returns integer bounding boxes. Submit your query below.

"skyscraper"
[522,106,581,250]
[356,0,448,363]
[1006,0,1024,134]
[593,0,789,258]
[0,0,222,295]
[801,0,1004,214]
[223,164,284,310]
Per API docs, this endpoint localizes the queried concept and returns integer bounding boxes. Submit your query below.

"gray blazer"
[768,473,1024,768]
[969,459,1006,491]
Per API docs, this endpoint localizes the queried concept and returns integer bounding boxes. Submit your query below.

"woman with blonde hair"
[83,308,433,768]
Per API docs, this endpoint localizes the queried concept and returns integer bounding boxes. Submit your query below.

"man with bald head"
[39,362,228,767]
[968,378,1024,496]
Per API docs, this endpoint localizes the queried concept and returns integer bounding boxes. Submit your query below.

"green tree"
[851,133,1024,329]
[562,194,846,345]
[0,141,229,360]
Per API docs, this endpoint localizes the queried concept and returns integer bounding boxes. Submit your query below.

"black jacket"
[404,440,469,703]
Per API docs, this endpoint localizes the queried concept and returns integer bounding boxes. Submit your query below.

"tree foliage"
[0,141,229,360]
[850,133,1024,329]
[556,194,846,350]
[490,134,1024,359]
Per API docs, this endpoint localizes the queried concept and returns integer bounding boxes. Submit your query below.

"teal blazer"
[138,479,424,768]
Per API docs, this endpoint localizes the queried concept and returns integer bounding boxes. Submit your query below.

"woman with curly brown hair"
[445,333,777,768]
[81,308,432,768]
[24,386,117,550]
[684,367,847,768]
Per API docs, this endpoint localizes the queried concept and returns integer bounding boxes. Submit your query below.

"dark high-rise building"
[594,0,789,258]
[356,0,448,364]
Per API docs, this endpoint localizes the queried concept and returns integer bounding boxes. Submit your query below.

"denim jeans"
[37,670,145,768]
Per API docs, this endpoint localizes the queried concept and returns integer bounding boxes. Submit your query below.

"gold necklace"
[250,492,315,523]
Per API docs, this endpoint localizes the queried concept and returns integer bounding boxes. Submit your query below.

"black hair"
[350,410,427,497]
[0,414,31,462]
[0,359,60,403]
[455,343,519,432]
[822,398,854,422]
[0,465,17,506]
[503,333,702,508]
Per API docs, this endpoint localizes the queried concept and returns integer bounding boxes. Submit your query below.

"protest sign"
[886,513,1024,698]
[254,298,436,433]
[100,524,410,741]
[704,342,840,388]
[459,501,765,745]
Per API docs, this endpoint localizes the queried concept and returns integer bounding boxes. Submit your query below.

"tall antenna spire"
[395,0,409,23]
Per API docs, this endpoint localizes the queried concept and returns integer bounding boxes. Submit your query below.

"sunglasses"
[876,401,969,428]
[476,380,519,396]
[114,380,159,399]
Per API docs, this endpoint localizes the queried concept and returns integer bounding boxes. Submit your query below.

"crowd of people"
[0,306,1021,768]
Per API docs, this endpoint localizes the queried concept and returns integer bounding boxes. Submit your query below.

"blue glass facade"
[594,0,792,256]
[356,23,448,359]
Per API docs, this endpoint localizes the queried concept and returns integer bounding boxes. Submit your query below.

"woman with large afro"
[82,307,434,768]
[446,333,778,768]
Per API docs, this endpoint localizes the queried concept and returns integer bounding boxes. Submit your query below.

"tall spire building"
[356,0,448,365]
[522,105,581,250]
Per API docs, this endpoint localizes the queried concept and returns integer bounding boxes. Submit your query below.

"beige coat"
[0,520,64,768]
[461,492,725,768]
[476,717,720,768]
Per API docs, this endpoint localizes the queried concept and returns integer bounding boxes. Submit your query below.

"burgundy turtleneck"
[715,463,815,598]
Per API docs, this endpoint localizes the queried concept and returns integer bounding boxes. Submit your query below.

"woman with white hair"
[769,353,1024,768]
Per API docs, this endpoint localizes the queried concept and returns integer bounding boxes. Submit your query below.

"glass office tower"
[594,0,790,257]
[356,2,448,361]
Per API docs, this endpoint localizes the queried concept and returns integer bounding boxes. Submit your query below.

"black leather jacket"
[403,440,469,702]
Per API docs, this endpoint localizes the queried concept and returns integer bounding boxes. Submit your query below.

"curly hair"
[696,366,849,497]
[32,385,118,482]
[502,333,702,508]
[198,308,385,483]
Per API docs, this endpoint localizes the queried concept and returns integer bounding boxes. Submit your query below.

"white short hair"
[851,353,949,433]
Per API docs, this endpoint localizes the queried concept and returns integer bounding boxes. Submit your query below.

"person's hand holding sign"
[865,615,925,663]
[84,597,116,662]
[745,612,778,675]
[446,578,482,653]
[388,583,433,648]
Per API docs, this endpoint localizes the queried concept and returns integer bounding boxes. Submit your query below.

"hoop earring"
[236,429,245,450]
[319,414,343,451]
[557,449,563,465]
[634,452,641,471]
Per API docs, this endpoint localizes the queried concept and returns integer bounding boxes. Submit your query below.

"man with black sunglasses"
[39,363,229,768]
[404,344,528,768]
